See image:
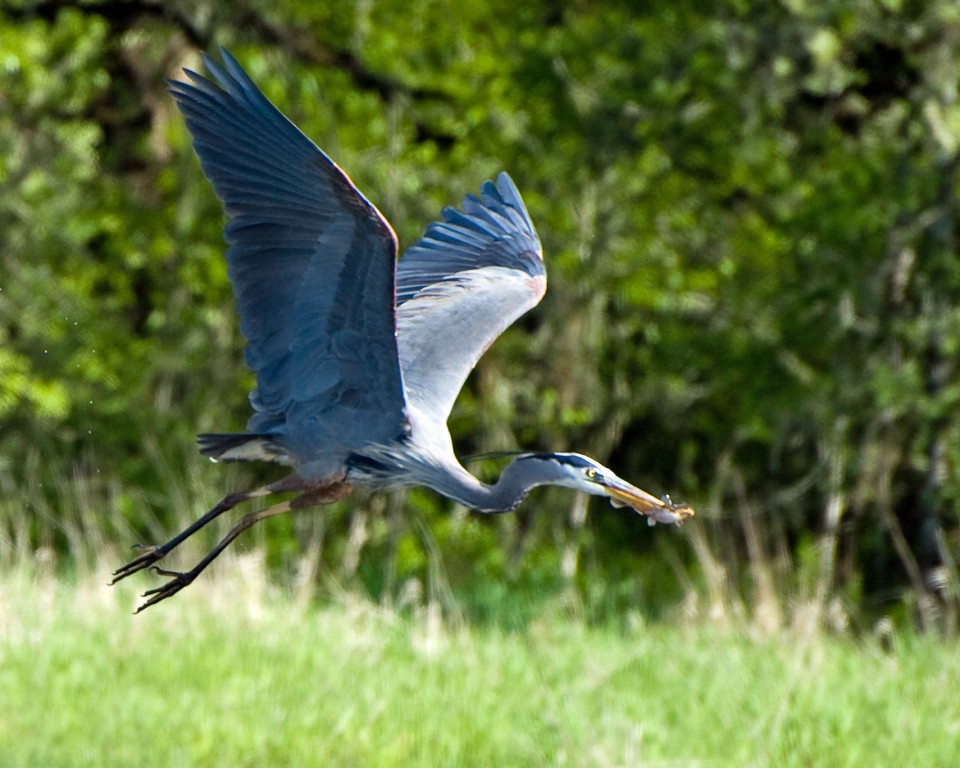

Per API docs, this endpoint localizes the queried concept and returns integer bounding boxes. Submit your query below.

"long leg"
[110,486,272,585]
[134,497,295,612]
[133,481,351,612]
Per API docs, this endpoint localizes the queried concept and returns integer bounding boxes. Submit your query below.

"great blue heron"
[112,50,694,612]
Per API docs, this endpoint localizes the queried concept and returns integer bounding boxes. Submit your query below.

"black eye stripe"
[518,452,604,473]
[554,454,599,469]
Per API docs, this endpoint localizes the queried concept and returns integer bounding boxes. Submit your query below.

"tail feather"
[197,433,292,464]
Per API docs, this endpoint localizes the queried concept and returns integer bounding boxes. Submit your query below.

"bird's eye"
[586,468,597,479]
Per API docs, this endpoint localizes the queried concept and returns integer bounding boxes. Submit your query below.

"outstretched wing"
[395,173,544,423]
[170,51,407,463]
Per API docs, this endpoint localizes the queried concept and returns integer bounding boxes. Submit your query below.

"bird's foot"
[134,567,197,613]
[110,544,169,585]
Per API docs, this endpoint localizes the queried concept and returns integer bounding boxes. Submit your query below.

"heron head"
[546,453,695,526]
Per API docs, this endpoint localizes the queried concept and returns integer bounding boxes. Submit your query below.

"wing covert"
[170,51,407,463]
[395,173,545,423]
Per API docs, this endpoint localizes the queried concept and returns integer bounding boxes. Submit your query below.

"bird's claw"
[112,545,195,612]
[110,544,168,585]
[134,568,195,612]
[149,566,189,581]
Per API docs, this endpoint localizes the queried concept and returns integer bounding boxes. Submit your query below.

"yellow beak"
[602,477,696,526]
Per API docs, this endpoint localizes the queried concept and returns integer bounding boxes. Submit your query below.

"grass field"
[2,560,959,768]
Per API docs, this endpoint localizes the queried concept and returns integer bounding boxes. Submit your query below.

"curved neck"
[435,455,566,514]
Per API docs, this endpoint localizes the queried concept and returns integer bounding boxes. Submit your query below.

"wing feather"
[171,51,407,468]
[395,173,545,423]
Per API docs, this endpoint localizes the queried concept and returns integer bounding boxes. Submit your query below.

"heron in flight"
[112,51,693,611]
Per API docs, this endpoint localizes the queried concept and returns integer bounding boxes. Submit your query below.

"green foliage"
[2,0,960,627]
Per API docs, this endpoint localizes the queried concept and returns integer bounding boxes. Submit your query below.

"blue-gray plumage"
[113,50,693,612]
[169,53,406,470]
